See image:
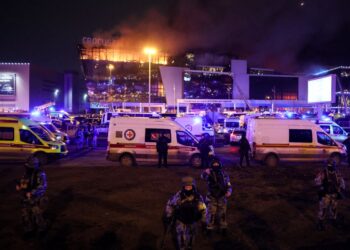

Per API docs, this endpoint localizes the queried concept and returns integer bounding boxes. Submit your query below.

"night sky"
[0,0,349,74]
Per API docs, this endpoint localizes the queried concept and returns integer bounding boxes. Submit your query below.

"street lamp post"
[53,89,59,104]
[107,64,114,106]
[144,47,157,112]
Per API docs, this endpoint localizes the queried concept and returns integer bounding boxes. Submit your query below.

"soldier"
[16,157,48,236]
[315,160,346,230]
[201,159,232,236]
[164,176,206,250]
[157,132,170,168]
[238,132,251,167]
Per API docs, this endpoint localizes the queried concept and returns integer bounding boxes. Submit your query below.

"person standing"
[163,176,206,250]
[238,132,251,167]
[16,157,48,236]
[201,159,232,236]
[76,127,84,150]
[315,160,346,230]
[199,134,211,169]
[92,125,99,149]
[342,134,350,167]
[157,133,170,168]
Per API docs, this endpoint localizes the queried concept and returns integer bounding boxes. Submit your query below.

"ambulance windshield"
[29,125,55,142]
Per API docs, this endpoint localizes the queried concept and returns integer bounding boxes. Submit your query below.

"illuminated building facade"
[78,38,169,109]
[313,66,350,109]
[78,39,309,111]
[0,63,30,112]
[0,63,84,113]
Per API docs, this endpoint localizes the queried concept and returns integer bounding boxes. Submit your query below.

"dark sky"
[0,0,349,74]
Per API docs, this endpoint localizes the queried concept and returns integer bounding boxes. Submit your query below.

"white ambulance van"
[175,116,214,139]
[317,121,348,143]
[107,117,211,167]
[0,117,68,164]
[247,118,346,167]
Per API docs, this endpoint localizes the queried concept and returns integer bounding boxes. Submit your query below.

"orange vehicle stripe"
[256,144,336,149]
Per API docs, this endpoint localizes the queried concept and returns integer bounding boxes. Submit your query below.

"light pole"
[107,64,114,104]
[53,89,59,104]
[144,47,157,112]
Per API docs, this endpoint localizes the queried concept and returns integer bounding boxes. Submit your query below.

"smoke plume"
[94,0,349,73]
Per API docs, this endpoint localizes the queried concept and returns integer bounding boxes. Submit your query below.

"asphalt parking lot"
[1,146,350,250]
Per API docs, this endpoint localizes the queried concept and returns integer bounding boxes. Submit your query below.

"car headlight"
[49,144,60,150]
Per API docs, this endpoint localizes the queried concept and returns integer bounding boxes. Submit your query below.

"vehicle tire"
[330,153,341,166]
[35,152,48,166]
[120,154,134,167]
[264,154,279,168]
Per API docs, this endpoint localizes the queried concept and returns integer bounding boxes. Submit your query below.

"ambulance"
[106,117,213,167]
[247,118,346,167]
[175,115,214,139]
[0,117,68,165]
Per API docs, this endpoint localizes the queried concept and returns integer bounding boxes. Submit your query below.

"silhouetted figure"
[157,133,170,168]
[199,135,211,168]
[238,132,251,167]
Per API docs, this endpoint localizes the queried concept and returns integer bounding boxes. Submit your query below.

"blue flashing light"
[321,115,331,122]
[49,107,55,112]
[31,110,41,117]
[285,112,293,118]
[302,115,306,119]
[194,117,202,125]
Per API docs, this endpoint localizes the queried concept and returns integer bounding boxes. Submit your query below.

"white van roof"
[110,117,184,129]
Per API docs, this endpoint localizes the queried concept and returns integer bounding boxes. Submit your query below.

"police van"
[0,117,68,165]
[107,117,212,167]
[247,118,346,167]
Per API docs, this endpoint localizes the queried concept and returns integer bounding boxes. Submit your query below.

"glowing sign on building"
[0,74,16,96]
[307,75,336,104]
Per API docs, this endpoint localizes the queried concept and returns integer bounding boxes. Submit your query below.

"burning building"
[78,37,169,110]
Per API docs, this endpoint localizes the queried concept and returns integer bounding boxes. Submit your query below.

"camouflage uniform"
[315,162,345,229]
[201,160,232,232]
[164,177,206,250]
[16,158,48,233]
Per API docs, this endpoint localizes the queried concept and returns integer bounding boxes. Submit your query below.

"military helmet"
[25,157,40,169]
[182,176,195,187]
[210,158,222,169]
[326,158,336,171]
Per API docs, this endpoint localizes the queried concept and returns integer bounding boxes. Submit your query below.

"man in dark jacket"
[238,132,251,167]
[16,157,48,235]
[199,135,211,168]
[157,133,170,168]
[201,159,232,236]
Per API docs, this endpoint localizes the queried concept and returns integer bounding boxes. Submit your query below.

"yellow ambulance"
[0,117,68,165]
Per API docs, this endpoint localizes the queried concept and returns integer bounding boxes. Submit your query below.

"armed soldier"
[201,159,232,236]
[315,160,346,230]
[163,176,206,250]
[16,157,48,236]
